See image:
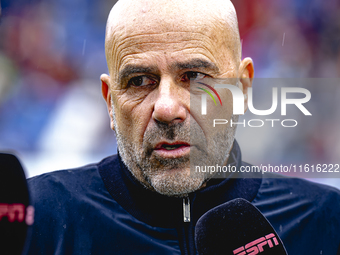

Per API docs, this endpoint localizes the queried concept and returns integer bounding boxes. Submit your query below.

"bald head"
[104,0,241,78]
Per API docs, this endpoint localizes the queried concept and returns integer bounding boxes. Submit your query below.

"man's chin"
[146,168,206,197]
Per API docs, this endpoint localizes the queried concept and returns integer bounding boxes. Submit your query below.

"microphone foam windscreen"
[195,198,287,255]
[0,153,33,255]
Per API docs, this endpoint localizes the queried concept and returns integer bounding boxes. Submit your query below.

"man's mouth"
[154,142,190,158]
[161,144,184,150]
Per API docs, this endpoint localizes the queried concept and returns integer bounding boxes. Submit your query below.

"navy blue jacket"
[25,142,340,254]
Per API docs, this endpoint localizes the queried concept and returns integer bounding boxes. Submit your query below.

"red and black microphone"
[195,198,287,255]
[0,153,34,255]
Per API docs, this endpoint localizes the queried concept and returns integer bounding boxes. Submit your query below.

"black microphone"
[195,198,287,255]
[0,153,34,255]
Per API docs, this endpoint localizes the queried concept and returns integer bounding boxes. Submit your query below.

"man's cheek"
[114,93,141,115]
[117,102,149,140]
[112,97,135,129]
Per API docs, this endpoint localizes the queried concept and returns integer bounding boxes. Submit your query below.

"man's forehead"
[104,0,241,76]
[106,0,236,37]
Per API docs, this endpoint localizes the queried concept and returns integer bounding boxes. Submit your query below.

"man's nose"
[152,78,188,124]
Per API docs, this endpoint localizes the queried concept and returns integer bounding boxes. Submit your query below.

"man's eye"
[128,76,157,87]
[182,72,207,82]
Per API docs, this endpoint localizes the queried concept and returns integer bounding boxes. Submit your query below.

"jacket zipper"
[183,196,191,222]
[181,195,196,254]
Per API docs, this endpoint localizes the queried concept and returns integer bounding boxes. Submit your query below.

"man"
[25,0,340,254]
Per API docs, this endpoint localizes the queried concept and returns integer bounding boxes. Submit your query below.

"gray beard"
[112,103,236,197]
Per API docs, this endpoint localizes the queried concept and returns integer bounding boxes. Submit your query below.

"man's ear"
[101,74,115,131]
[238,57,254,113]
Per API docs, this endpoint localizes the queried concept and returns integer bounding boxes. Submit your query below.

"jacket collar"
[98,140,262,228]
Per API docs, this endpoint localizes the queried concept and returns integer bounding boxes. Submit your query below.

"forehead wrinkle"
[110,32,223,74]
[106,14,232,53]
[112,31,215,56]
[117,39,216,60]
[111,43,235,83]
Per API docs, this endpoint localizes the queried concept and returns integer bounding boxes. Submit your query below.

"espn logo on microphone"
[233,233,280,255]
[0,203,34,225]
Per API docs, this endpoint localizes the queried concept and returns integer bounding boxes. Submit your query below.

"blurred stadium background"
[0,0,339,188]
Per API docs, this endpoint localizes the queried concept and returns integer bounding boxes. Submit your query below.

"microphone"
[0,153,34,255]
[195,198,287,255]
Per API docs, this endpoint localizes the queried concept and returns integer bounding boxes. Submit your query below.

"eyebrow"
[118,65,157,84]
[172,59,219,73]
[118,58,219,84]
